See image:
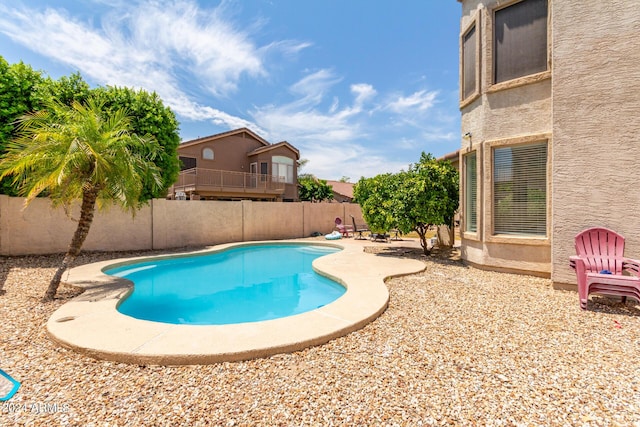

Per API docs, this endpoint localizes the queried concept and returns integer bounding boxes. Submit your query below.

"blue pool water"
[105,244,345,325]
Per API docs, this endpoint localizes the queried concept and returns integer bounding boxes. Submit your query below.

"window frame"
[487,0,551,93]
[484,134,551,245]
[459,11,481,107]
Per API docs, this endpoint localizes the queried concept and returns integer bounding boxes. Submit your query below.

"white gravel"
[1,245,640,426]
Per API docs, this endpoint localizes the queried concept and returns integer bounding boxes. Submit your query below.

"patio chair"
[370,232,390,242]
[334,217,353,237]
[569,227,640,310]
[350,215,370,240]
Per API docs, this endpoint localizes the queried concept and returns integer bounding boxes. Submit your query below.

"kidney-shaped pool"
[106,244,345,325]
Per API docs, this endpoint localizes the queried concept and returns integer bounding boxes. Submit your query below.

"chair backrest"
[575,227,625,274]
[335,217,342,226]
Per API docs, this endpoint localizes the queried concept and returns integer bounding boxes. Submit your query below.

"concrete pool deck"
[46,238,426,365]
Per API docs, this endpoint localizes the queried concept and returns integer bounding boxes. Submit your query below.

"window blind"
[462,24,477,99]
[493,143,547,235]
[494,0,548,83]
[465,152,477,232]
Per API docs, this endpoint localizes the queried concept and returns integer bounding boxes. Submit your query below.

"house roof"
[249,141,300,160]
[179,127,270,149]
[325,180,354,200]
[438,149,460,163]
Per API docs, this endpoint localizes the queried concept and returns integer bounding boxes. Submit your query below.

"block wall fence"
[0,195,364,255]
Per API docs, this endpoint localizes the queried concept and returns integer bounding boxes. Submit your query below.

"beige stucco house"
[456,0,640,288]
[170,128,300,202]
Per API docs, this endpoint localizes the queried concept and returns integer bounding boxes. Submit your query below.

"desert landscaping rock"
[1,241,639,425]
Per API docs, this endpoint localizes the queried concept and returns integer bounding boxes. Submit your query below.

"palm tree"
[0,97,163,301]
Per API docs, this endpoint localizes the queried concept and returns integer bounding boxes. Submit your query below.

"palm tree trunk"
[43,187,99,302]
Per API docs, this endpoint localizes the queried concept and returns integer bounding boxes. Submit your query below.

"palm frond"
[0,96,163,212]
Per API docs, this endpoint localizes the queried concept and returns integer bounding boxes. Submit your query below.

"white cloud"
[289,69,342,103]
[350,83,377,108]
[0,1,307,118]
[252,70,370,144]
[386,89,439,113]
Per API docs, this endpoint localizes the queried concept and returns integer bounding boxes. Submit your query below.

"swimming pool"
[47,239,426,364]
[105,244,345,325]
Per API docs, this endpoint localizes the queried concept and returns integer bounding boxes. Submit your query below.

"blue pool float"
[325,231,342,240]
[0,369,20,401]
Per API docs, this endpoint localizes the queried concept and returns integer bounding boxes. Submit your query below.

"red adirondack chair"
[569,227,640,310]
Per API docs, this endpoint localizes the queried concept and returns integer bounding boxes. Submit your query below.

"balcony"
[169,168,286,200]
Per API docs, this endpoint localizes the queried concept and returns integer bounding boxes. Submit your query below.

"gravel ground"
[1,244,640,426]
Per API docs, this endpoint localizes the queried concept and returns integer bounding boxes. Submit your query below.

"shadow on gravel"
[585,296,640,317]
[365,245,466,269]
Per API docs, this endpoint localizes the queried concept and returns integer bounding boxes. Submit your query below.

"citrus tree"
[353,173,398,233]
[354,153,459,255]
[394,153,459,254]
[0,97,163,301]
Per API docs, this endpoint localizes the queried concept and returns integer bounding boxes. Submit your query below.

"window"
[462,23,477,100]
[494,0,548,84]
[272,156,294,184]
[464,152,477,232]
[260,161,268,182]
[493,142,547,235]
[179,156,196,171]
[202,148,214,160]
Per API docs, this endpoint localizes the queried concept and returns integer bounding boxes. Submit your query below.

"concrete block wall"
[0,195,364,255]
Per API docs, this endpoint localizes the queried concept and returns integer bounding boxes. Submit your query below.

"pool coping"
[46,239,426,365]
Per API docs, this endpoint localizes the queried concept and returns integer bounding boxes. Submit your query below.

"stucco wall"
[0,196,153,254]
[0,195,363,255]
[459,0,552,276]
[178,134,264,171]
[551,0,640,286]
[152,199,243,249]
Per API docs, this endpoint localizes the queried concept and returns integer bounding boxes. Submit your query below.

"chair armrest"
[570,255,589,301]
[569,255,582,271]
[623,258,640,277]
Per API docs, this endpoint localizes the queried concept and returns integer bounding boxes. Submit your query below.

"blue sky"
[0,0,462,181]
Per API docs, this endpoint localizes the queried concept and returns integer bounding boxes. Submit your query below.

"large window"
[272,156,294,184]
[462,23,477,100]
[493,142,547,235]
[464,152,477,232]
[179,156,196,171]
[494,0,548,84]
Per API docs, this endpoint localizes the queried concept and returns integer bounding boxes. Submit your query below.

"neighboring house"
[170,128,300,201]
[456,0,640,289]
[325,180,355,203]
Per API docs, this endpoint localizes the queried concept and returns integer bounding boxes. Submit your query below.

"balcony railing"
[170,168,286,197]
